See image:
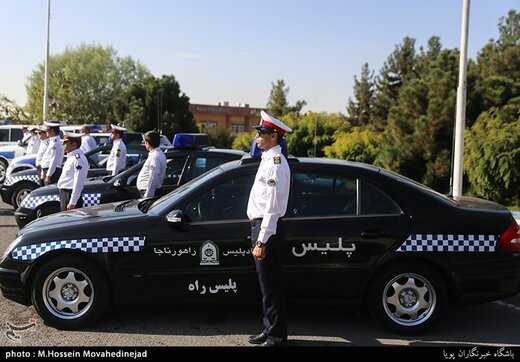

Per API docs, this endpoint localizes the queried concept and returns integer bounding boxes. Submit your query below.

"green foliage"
[323,128,380,164]
[346,63,374,127]
[233,131,256,152]
[266,80,307,117]
[0,95,29,124]
[465,107,520,203]
[110,75,197,140]
[206,128,236,149]
[25,43,151,124]
[284,112,349,157]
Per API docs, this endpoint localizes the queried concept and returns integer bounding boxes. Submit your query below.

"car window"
[191,155,234,178]
[10,128,23,141]
[290,172,357,217]
[183,173,255,221]
[164,157,189,186]
[360,181,402,215]
[0,129,9,142]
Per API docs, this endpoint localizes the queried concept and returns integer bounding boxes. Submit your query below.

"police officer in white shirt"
[57,132,89,211]
[41,120,64,185]
[106,124,127,176]
[80,124,97,153]
[246,111,291,347]
[25,126,40,155]
[35,126,50,186]
[137,130,167,198]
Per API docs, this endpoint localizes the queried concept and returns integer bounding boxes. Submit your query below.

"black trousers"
[59,189,83,211]
[42,167,62,185]
[139,188,163,198]
[250,218,287,343]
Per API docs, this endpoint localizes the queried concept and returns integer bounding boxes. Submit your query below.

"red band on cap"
[262,120,286,135]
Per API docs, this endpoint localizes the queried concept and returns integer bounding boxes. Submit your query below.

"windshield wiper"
[114,200,134,212]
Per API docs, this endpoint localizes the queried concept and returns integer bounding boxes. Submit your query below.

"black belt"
[250,218,262,226]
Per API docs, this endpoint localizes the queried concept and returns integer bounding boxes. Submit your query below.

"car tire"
[0,159,7,184]
[31,255,110,330]
[367,262,447,335]
[11,182,37,209]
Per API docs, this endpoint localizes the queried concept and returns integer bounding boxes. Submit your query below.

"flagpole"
[42,0,51,123]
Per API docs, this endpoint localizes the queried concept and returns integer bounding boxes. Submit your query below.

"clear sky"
[0,0,518,114]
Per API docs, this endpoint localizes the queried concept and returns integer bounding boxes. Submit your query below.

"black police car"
[14,146,245,228]
[1,157,519,334]
[1,144,149,209]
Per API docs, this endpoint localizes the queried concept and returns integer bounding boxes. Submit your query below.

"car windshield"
[147,167,223,216]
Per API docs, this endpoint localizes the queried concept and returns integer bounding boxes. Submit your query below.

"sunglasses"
[256,130,274,136]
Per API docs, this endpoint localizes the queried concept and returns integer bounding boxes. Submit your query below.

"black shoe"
[255,338,287,347]
[248,333,268,345]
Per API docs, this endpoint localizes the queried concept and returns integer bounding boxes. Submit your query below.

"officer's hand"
[66,204,75,211]
[252,245,266,261]
[44,176,51,185]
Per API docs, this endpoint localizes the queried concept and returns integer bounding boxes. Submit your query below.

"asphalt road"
[0,200,519,348]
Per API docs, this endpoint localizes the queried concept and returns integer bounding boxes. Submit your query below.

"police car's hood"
[10,154,36,165]
[28,179,107,197]
[9,168,38,178]
[21,199,146,234]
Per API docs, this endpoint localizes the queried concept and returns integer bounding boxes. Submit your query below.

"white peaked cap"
[253,111,292,135]
[110,124,127,132]
[44,120,61,128]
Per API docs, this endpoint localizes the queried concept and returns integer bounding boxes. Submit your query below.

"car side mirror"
[166,210,184,224]
[113,179,124,189]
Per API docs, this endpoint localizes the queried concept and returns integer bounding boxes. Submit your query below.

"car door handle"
[361,230,385,238]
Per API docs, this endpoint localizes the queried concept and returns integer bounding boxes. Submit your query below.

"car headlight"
[2,235,22,260]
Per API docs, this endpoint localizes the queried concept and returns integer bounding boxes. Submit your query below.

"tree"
[0,95,29,124]
[266,80,307,117]
[111,75,197,140]
[465,107,520,204]
[25,43,150,124]
[284,112,348,157]
[323,128,380,164]
[346,63,374,127]
[371,37,418,131]
[207,128,236,149]
[232,131,256,152]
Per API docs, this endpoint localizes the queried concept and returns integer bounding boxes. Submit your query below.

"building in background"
[189,102,264,134]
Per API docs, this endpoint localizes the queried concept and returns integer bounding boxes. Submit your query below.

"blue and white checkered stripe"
[20,193,102,209]
[397,234,497,252]
[4,174,40,187]
[11,236,146,261]
[20,194,59,209]
[82,193,101,207]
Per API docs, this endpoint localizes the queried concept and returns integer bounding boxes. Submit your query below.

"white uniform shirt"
[80,134,97,153]
[35,138,49,167]
[57,149,89,206]
[26,135,40,155]
[40,135,64,177]
[246,145,290,244]
[137,147,167,198]
[106,139,127,176]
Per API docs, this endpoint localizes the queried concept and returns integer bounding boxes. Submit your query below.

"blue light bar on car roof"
[172,133,209,149]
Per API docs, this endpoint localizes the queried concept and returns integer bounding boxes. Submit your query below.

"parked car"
[1,156,519,333]
[1,144,149,209]
[14,146,245,228]
[5,133,115,178]
[0,128,31,183]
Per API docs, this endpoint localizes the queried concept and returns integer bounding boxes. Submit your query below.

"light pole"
[42,0,51,123]
[452,0,471,197]
[157,88,163,133]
